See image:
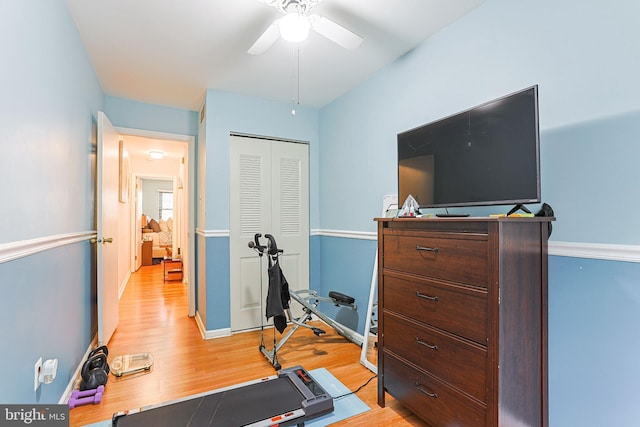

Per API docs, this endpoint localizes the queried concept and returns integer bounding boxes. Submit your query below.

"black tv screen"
[398,85,540,210]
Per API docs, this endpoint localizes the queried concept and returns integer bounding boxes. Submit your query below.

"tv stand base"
[507,204,531,216]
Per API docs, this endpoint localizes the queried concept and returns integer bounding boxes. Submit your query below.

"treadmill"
[112,366,333,427]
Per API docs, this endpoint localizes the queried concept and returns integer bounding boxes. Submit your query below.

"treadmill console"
[280,366,334,419]
[293,367,325,397]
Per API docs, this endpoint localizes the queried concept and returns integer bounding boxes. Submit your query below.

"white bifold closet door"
[229,134,309,332]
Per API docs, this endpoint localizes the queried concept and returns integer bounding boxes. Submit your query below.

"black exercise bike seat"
[329,291,355,305]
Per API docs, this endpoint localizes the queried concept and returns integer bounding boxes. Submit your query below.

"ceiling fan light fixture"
[279,13,311,42]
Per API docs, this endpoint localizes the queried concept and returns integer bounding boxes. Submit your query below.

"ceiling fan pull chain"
[296,46,300,106]
[291,45,300,115]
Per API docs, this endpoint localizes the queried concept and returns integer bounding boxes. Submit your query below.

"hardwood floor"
[69,263,426,426]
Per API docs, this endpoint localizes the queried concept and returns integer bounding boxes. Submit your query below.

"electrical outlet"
[34,357,42,391]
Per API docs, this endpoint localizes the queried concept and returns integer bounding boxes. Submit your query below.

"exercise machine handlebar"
[248,233,267,255]
[248,233,284,257]
[264,234,283,256]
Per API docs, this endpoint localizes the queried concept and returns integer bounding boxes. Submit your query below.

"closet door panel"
[230,136,272,332]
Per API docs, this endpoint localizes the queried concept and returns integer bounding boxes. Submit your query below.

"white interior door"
[230,135,309,332]
[97,111,120,345]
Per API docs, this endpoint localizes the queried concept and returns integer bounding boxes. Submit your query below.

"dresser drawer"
[383,274,488,344]
[383,312,487,403]
[384,353,486,427]
[383,232,488,286]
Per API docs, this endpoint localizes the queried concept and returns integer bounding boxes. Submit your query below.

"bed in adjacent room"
[142,214,173,259]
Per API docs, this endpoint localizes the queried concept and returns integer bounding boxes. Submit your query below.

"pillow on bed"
[166,218,173,231]
[149,218,161,232]
[159,219,169,232]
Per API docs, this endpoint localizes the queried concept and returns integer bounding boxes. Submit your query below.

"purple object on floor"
[71,385,105,399]
[69,392,103,409]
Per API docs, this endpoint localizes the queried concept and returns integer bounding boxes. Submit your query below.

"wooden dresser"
[376,217,553,427]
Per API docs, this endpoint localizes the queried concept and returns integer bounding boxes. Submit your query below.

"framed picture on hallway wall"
[119,140,129,203]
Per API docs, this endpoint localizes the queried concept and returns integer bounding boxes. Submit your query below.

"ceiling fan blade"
[309,15,362,50]
[248,20,281,55]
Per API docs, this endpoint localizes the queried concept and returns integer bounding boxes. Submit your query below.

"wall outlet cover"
[34,357,42,391]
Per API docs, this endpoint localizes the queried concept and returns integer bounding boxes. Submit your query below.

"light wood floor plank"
[69,263,425,426]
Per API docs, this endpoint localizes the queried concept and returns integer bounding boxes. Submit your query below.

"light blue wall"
[104,96,199,136]
[141,179,173,220]
[542,112,640,244]
[319,0,640,235]
[0,245,94,404]
[205,236,230,330]
[0,1,102,243]
[0,1,103,403]
[315,0,640,425]
[548,257,640,426]
[315,237,376,334]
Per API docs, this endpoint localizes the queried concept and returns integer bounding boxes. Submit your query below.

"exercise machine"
[249,234,363,371]
[111,366,333,427]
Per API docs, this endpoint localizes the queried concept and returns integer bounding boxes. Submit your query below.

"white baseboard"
[58,339,98,404]
[118,271,131,300]
[195,311,232,339]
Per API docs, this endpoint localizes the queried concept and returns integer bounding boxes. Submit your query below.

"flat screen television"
[397,85,540,213]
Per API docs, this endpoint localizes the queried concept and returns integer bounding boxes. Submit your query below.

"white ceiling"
[123,134,187,163]
[65,0,485,111]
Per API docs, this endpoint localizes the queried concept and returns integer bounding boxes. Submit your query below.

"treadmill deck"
[112,366,333,427]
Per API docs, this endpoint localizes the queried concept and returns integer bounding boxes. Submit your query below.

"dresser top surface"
[375,216,555,223]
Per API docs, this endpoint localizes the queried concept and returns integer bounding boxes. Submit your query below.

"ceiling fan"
[248,0,363,55]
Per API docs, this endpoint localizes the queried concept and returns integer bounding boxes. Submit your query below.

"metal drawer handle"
[415,382,438,398]
[416,292,438,302]
[415,337,438,351]
[416,245,439,253]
